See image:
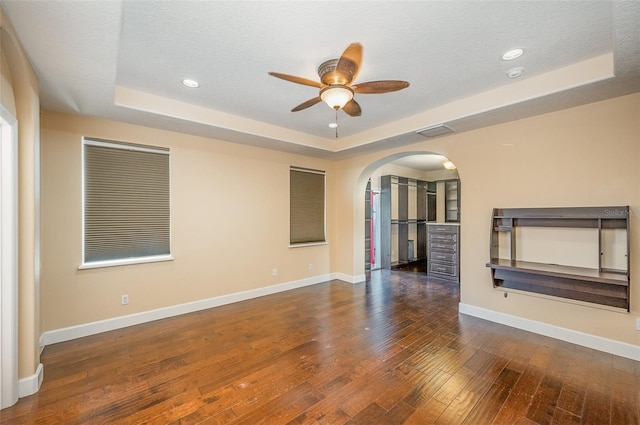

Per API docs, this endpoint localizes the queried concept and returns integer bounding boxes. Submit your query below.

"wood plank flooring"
[1,270,638,424]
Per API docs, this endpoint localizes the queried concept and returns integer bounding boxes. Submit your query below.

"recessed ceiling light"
[328,123,338,129]
[502,48,524,61]
[442,160,456,170]
[506,67,524,79]
[182,79,199,88]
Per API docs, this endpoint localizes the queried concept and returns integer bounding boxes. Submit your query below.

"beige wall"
[41,112,334,331]
[335,93,640,347]
[1,7,41,380]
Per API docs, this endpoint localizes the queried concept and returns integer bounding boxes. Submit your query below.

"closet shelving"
[380,176,435,269]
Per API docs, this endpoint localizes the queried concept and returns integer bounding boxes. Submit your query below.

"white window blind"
[290,167,326,245]
[82,138,171,266]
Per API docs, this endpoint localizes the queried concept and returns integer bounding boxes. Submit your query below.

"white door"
[0,106,19,409]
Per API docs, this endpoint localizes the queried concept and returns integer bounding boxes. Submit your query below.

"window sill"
[79,255,174,270]
[289,242,328,248]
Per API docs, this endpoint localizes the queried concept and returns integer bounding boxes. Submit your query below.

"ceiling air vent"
[416,124,455,138]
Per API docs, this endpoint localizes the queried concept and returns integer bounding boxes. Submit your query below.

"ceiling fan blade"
[342,99,362,117]
[352,80,410,94]
[336,43,363,84]
[268,72,324,89]
[291,96,322,112]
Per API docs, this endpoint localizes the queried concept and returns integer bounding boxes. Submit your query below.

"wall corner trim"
[18,363,43,398]
[459,303,640,361]
[41,273,363,348]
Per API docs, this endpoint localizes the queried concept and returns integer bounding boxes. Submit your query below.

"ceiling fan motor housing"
[318,58,356,85]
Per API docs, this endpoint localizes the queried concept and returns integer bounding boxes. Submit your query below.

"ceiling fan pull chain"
[335,109,339,138]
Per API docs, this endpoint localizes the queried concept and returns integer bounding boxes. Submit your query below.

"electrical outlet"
[272,268,278,277]
[308,263,313,271]
[121,294,129,305]
[636,318,640,331]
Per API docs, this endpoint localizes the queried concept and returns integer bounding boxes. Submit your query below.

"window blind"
[83,139,170,264]
[290,167,326,245]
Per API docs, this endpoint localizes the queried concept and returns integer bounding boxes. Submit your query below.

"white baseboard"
[459,303,640,361]
[41,273,358,347]
[18,363,43,398]
[334,272,366,284]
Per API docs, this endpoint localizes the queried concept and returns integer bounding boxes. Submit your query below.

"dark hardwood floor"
[1,270,638,424]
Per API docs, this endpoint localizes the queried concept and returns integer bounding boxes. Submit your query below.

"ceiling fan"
[268,43,409,117]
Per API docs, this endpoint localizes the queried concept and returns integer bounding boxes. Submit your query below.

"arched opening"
[0,105,19,409]
[355,151,461,280]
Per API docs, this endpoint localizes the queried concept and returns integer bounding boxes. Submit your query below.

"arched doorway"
[357,152,461,279]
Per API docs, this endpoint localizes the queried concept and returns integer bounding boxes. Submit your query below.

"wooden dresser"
[426,223,460,283]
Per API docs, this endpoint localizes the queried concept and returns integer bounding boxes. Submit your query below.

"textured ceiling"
[1,1,639,159]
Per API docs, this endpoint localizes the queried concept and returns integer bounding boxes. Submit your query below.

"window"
[290,167,326,246]
[81,138,171,268]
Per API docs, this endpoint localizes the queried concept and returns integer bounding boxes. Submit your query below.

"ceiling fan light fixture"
[320,86,354,110]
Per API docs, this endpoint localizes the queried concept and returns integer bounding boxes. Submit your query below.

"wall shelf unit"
[486,206,630,311]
